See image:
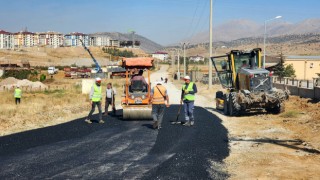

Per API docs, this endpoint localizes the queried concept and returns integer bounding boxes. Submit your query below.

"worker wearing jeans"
[181,76,197,126]
[150,81,170,129]
[85,78,104,124]
[14,86,22,105]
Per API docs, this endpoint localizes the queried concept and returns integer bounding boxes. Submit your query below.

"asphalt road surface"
[0,105,229,179]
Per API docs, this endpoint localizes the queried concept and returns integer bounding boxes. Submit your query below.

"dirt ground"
[194,82,320,179]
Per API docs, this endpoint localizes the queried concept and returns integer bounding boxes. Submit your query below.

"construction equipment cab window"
[130,69,148,92]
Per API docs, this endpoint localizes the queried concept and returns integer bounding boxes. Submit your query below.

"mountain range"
[186,18,320,44]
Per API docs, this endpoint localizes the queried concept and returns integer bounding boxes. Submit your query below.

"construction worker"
[181,75,197,126]
[131,69,147,86]
[104,83,117,116]
[150,81,170,129]
[85,77,104,124]
[14,85,22,105]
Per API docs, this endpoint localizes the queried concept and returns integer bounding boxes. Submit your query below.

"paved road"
[0,65,229,179]
[0,106,229,179]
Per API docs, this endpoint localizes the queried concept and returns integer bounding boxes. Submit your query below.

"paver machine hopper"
[211,48,289,116]
[121,57,154,120]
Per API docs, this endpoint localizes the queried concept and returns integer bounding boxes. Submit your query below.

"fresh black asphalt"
[0,105,229,179]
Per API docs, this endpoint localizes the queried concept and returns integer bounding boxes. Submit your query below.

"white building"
[152,51,169,61]
[0,30,14,49]
[90,35,110,46]
[64,32,89,47]
[189,55,204,62]
[37,31,63,48]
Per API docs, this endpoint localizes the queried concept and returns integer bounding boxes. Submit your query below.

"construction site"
[1,0,320,179]
[0,42,319,179]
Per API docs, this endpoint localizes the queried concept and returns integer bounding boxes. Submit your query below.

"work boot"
[183,121,191,127]
[99,120,105,124]
[190,121,194,126]
[153,121,158,129]
[85,119,92,124]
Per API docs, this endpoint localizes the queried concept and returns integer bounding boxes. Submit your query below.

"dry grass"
[0,77,126,136]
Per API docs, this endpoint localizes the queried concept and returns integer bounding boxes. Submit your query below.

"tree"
[283,64,296,77]
[273,53,296,78]
[273,53,286,78]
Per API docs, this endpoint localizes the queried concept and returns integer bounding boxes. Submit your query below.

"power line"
[184,0,200,39]
[188,0,209,40]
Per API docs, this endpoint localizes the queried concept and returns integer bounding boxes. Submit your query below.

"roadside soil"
[174,74,320,179]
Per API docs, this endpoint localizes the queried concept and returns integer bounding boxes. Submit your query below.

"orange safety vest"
[152,85,166,104]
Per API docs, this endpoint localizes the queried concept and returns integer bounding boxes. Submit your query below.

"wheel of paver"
[229,92,241,116]
[223,94,229,115]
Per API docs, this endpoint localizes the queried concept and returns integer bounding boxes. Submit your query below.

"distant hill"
[186,18,320,44]
[91,32,163,53]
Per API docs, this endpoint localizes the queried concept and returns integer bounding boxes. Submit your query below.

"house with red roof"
[152,51,169,61]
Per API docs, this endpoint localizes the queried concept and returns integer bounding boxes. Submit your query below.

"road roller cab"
[121,57,154,120]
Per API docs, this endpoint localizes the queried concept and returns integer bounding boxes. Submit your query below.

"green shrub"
[40,74,46,82]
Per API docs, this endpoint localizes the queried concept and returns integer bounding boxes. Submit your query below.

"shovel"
[171,101,183,124]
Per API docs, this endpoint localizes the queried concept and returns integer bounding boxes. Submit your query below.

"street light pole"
[263,15,282,68]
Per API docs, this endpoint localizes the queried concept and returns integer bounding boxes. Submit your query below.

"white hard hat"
[16,85,20,88]
[184,76,191,80]
[155,81,162,85]
[95,77,102,82]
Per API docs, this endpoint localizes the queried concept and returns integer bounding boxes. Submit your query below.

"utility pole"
[182,42,188,77]
[177,49,180,80]
[183,43,186,77]
[208,0,213,89]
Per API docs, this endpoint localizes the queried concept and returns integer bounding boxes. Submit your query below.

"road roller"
[121,57,154,120]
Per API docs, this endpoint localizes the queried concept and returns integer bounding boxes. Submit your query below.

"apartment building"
[90,35,110,46]
[37,31,63,48]
[14,31,36,47]
[64,32,89,47]
[0,30,14,49]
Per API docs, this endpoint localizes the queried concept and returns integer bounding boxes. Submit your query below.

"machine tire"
[223,94,229,115]
[229,92,241,116]
[216,91,224,99]
[267,103,285,114]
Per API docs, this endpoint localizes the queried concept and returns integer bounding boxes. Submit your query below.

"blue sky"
[0,0,319,45]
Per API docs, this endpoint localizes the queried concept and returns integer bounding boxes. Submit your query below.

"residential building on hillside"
[284,56,320,80]
[64,32,89,47]
[109,39,119,47]
[152,51,168,61]
[90,35,110,46]
[0,30,14,49]
[14,31,36,47]
[37,31,63,48]
[189,55,204,62]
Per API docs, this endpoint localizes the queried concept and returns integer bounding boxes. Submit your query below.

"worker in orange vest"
[150,81,170,129]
